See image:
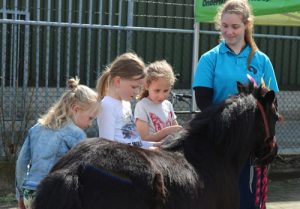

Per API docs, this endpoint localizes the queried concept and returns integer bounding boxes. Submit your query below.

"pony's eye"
[275,113,279,121]
[275,113,282,122]
[273,99,279,110]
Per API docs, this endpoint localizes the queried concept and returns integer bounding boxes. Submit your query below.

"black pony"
[33,82,280,209]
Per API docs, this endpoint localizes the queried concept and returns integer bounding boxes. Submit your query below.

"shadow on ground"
[268,178,300,202]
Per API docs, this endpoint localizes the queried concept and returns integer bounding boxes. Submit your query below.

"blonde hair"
[215,0,258,70]
[96,52,146,100]
[38,77,98,129]
[138,60,176,100]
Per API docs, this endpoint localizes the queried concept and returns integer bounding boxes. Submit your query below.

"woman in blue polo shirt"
[193,0,278,209]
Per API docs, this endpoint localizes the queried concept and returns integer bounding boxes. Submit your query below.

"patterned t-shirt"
[97,96,142,147]
[134,97,177,135]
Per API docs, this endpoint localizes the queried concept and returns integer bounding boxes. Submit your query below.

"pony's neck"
[184,132,256,177]
[184,94,258,176]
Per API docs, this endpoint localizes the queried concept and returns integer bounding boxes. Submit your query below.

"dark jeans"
[239,159,257,209]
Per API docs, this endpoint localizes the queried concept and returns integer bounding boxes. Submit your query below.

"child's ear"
[112,76,121,88]
[71,104,80,113]
[144,82,149,90]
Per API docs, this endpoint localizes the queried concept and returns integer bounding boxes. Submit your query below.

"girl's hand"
[169,125,183,132]
[148,142,162,150]
[142,141,162,149]
[18,199,26,209]
[148,146,160,151]
[152,141,163,147]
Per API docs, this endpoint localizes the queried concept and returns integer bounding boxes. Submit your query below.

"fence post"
[126,0,134,51]
[191,21,200,112]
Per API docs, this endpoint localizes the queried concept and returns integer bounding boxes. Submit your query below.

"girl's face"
[117,76,145,101]
[220,13,246,49]
[72,102,100,129]
[146,77,172,104]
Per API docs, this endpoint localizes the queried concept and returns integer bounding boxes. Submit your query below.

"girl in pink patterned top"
[134,60,183,142]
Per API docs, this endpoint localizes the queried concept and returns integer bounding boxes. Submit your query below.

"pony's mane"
[187,83,266,156]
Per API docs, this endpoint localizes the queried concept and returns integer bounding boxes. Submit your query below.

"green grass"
[0,193,17,206]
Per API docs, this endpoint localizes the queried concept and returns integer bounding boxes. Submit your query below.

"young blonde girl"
[96,52,159,149]
[16,77,100,209]
[134,60,183,142]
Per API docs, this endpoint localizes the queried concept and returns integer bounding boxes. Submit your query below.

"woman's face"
[220,13,246,49]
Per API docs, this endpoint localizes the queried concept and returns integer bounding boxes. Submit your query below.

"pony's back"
[34,138,201,209]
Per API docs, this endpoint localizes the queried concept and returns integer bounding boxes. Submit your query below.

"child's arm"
[15,136,31,201]
[97,102,116,141]
[136,118,182,142]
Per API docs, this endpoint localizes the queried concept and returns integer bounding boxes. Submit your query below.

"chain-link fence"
[1,0,300,160]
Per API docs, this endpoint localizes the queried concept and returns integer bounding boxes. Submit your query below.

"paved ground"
[1,178,299,209]
[267,177,300,209]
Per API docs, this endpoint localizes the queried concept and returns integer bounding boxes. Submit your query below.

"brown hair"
[38,77,99,129]
[215,0,258,70]
[138,60,176,100]
[96,52,146,100]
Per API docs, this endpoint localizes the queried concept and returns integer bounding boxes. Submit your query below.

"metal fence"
[0,0,300,159]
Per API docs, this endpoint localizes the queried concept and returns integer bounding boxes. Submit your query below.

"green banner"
[195,0,300,26]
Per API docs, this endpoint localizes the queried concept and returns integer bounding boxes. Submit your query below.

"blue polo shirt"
[193,41,279,104]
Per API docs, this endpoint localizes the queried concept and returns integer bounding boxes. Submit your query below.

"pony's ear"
[263,90,275,104]
[237,81,244,93]
[247,74,258,87]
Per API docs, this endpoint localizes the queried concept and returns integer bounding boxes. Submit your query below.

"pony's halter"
[257,101,271,139]
[256,101,277,209]
[256,101,277,161]
[257,101,278,148]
